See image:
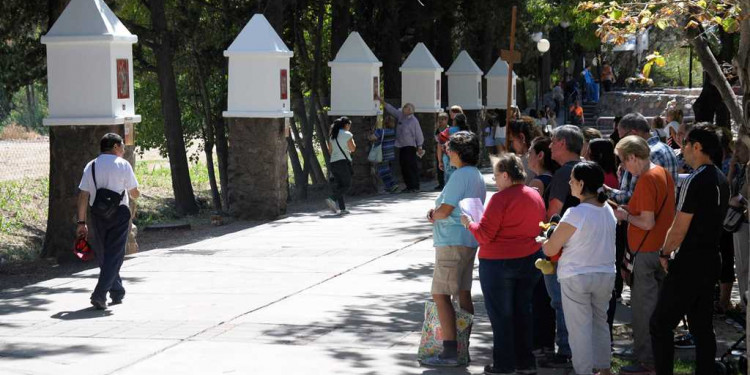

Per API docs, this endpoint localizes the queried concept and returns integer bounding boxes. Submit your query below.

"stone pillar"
[416,112,437,179]
[226,118,288,219]
[44,125,138,261]
[464,109,483,134]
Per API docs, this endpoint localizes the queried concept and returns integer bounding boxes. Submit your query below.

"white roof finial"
[225,14,293,57]
[446,51,482,76]
[42,0,136,43]
[400,43,443,72]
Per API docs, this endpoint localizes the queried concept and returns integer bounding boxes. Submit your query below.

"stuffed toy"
[535,215,561,275]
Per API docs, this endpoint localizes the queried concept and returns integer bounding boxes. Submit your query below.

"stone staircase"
[582,101,600,129]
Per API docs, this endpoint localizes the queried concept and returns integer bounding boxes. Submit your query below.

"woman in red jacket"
[461,153,546,374]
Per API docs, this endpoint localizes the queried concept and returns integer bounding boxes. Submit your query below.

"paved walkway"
[0,182,502,374]
[1,174,717,374]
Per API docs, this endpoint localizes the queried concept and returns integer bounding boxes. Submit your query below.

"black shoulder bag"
[90,161,125,219]
[334,137,354,175]
[621,170,669,286]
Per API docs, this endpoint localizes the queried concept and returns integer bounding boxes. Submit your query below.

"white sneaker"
[325,198,339,213]
[340,209,350,215]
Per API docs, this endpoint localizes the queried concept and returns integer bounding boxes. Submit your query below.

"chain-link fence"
[0,137,50,182]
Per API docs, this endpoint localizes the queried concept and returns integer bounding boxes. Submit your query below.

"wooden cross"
[501,6,521,149]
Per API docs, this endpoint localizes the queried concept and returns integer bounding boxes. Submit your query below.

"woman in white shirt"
[326,117,356,215]
[542,161,617,375]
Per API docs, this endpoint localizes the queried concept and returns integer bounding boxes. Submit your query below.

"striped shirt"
[609,136,678,204]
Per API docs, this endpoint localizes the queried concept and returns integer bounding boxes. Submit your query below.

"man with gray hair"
[378,95,424,192]
[607,113,678,204]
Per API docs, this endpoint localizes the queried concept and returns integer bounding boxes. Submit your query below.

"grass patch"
[132,160,215,228]
[611,357,695,374]
[0,160,218,262]
[0,178,48,262]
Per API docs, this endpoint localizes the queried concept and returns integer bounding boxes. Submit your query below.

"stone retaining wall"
[597,91,697,117]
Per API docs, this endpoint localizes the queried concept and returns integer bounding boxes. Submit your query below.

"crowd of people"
[319,96,744,374]
[395,108,739,375]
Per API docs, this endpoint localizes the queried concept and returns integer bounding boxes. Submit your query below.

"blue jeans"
[544,273,571,356]
[479,251,542,372]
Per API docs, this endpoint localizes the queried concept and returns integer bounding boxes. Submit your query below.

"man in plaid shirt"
[606,113,679,204]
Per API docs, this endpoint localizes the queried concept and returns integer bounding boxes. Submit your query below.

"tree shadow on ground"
[252,261,492,373]
[0,286,90,316]
[0,341,104,359]
[0,275,145,317]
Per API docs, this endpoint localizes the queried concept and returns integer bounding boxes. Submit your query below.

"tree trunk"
[193,53,222,212]
[378,0,401,100]
[286,117,305,193]
[25,85,34,127]
[42,125,124,260]
[264,0,285,35]
[149,0,198,215]
[688,27,743,129]
[434,2,454,107]
[48,0,70,30]
[736,6,750,142]
[330,0,351,61]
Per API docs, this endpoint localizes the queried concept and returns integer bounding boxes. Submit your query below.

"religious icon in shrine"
[280,69,288,100]
[373,76,379,100]
[116,59,130,99]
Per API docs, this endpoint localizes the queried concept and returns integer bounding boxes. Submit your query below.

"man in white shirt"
[76,133,139,310]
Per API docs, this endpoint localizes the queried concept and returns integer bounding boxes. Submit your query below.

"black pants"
[532,274,556,350]
[329,159,352,210]
[615,222,627,297]
[719,230,735,284]
[399,146,420,190]
[650,257,718,375]
[90,205,131,303]
[436,163,445,188]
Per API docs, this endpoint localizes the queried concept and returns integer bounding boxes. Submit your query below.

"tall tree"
[122,0,199,215]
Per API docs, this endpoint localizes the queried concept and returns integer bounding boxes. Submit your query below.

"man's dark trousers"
[650,256,718,375]
[399,146,420,190]
[90,205,131,303]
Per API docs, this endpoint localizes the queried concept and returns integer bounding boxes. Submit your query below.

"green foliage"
[0,1,47,123]
[651,47,704,87]
[0,177,48,262]
[1,82,48,133]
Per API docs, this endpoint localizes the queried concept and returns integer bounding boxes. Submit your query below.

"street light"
[537,38,550,111]
[560,22,570,123]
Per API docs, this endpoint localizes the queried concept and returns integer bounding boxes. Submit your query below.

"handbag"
[334,137,354,175]
[417,301,473,366]
[621,170,669,286]
[90,161,125,219]
[723,205,746,233]
[368,130,384,163]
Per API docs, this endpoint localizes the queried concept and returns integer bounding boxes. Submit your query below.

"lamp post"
[537,38,550,111]
[560,21,570,123]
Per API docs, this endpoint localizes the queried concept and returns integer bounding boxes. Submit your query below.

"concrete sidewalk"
[0,188,506,375]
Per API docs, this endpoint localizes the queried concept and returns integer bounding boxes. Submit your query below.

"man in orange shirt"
[613,135,675,374]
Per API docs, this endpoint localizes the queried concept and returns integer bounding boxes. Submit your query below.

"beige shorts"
[431,246,478,295]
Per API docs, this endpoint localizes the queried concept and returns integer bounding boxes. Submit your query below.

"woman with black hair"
[542,161,616,375]
[325,117,356,215]
[526,136,559,357]
[507,117,543,184]
[587,138,618,189]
